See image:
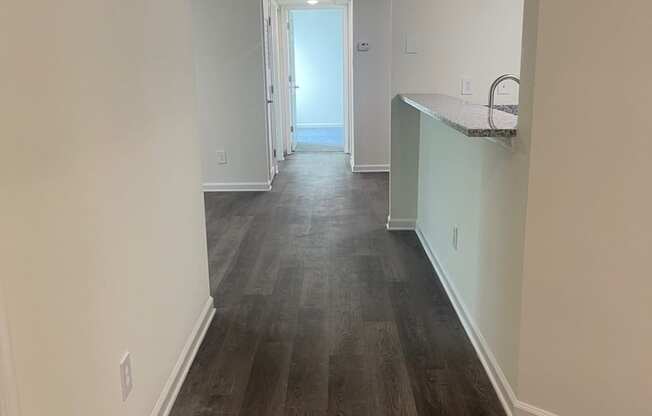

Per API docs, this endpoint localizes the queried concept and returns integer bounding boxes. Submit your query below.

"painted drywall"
[414,114,530,389]
[0,1,211,415]
[388,0,531,401]
[392,0,524,105]
[352,0,524,170]
[352,0,392,169]
[291,9,344,127]
[517,0,652,414]
[191,0,271,187]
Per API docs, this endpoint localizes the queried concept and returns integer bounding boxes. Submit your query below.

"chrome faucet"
[488,74,520,129]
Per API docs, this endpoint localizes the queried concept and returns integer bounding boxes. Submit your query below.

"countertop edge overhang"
[398,93,518,146]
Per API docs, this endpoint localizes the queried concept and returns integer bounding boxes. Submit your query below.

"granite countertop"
[399,93,518,139]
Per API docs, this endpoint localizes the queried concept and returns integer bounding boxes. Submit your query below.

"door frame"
[277,1,353,155]
[270,0,285,163]
[261,0,279,182]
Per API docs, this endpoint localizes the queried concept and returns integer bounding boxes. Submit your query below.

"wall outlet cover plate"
[461,79,473,96]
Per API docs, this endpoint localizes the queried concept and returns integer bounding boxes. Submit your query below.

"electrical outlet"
[120,352,134,402]
[452,226,460,251]
[461,79,473,96]
[217,150,227,165]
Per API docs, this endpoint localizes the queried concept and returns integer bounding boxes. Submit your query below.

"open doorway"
[268,1,352,158]
[290,8,345,152]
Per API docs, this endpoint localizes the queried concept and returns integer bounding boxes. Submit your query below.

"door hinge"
[290,126,294,133]
[273,149,277,157]
[268,17,272,26]
[270,85,274,95]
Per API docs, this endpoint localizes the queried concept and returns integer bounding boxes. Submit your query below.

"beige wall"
[0,1,211,415]
[518,0,652,414]
[191,0,271,187]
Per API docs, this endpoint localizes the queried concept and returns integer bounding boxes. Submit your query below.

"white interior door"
[287,16,298,153]
[262,0,278,179]
[270,1,285,162]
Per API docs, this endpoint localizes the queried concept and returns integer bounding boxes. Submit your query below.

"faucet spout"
[488,74,520,129]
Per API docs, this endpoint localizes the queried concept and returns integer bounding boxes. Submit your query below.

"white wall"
[0,1,211,415]
[188,0,524,176]
[352,0,524,169]
[415,113,530,389]
[517,0,652,414]
[292,9,345,127]
[392,0,524,104]
[352,0,392,169]
[387,0,530,407]
[191,0,271,187]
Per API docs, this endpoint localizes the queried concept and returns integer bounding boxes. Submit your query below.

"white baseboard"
[414,225,559,416]
[0,285,19,416]
[514,402,560,416]
[150,296,215,416]
[270,166,277,183]
[202,182,272,192]
[386,216,416,231]
[351,164,390,173]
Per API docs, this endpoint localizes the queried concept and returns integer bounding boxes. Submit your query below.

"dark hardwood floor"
[170,152,505,416]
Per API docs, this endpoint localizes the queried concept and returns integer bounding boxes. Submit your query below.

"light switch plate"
[404,33,419,54]
[461,79,473,96]
[217,150,227,165]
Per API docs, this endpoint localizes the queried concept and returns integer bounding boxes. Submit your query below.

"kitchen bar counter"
[399,93,518,141]
[388,93,521,230]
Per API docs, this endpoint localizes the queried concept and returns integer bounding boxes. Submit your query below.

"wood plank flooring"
[170,152,505,416]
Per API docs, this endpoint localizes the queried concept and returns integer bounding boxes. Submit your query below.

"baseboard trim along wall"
[386,216,416,231]
[202,182,272,192]
[412,226,559,416]
[514,402,561,416]
[150,296,216,416]
[0,285,19,416]
[351,164,390,173]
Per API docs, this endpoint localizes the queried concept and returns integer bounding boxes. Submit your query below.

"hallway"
[171,152,504,416]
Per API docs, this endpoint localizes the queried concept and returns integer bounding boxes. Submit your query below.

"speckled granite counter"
[399,93,518,139]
